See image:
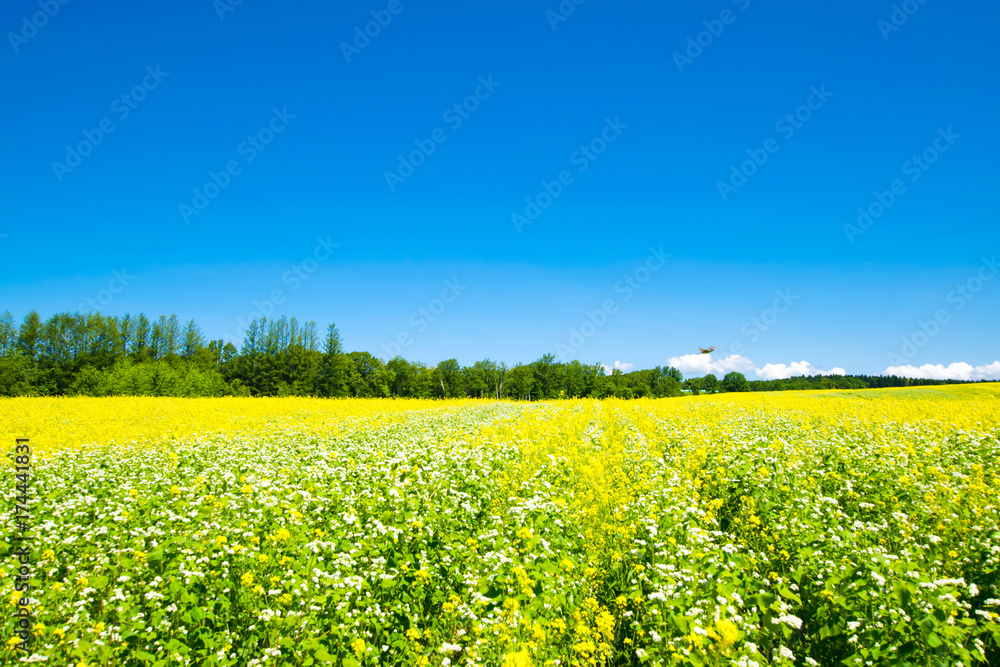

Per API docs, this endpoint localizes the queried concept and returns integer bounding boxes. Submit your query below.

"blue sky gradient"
[2,0,998,378]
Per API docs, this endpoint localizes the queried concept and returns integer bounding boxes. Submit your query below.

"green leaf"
[778,586,801,605]
[926,632,942,647]
[755,592,776,611]
[671,615,690,633]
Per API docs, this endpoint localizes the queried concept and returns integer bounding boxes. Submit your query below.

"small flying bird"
[698,346,717,354]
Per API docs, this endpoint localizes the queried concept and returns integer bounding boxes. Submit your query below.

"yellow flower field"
[0,396,461,458]
[1,385,998,665]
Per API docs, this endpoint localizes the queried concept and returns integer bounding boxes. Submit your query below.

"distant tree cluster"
[0,311,986,398]
[745,374,976,391]
[682,372,748,395]
[678,370,975,395]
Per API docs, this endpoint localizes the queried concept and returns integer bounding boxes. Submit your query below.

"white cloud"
[756,361,847,380]
[884,361,1000,381]
[667,353,756,377]
[667,354,845,380]
[602,360,634,374]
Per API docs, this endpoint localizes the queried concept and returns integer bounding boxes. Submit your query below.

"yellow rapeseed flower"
[502,650,533,667]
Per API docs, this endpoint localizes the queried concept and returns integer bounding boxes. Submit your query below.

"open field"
[2,386,999,666]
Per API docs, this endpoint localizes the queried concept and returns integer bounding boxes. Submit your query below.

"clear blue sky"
[2,0,998,379]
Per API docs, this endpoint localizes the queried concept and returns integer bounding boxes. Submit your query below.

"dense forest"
[0,311,985,398]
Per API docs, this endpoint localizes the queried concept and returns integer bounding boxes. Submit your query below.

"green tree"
[505,363,535,400]
[432,359,464,397]
[148,314,178,359]
[563,360,590,397]
[387,356,413,396]
[181,319,206,358]
[388,357,434,397]
[602,368,635,398]
[476,359,507,399]
[132,314,151,360]
[722,371,749,392]
[347,351,394,397]
[462,363,488,398]
[0,311,17,355]
[0,354,34,396]
[317,323,351,397]
[220,342,238,364]
[532,353,558,399]
[17,311,42,360]
[302,321,320,352]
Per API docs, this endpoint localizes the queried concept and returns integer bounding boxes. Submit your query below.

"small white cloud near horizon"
[667,353,845,380]
[602,360,635,374]
[884,361,1000,381]
[756,361,847,380]
[666,353,756,377]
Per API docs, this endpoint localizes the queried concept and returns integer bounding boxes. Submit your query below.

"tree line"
[678,372,977,395]
[0,311,985,398]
